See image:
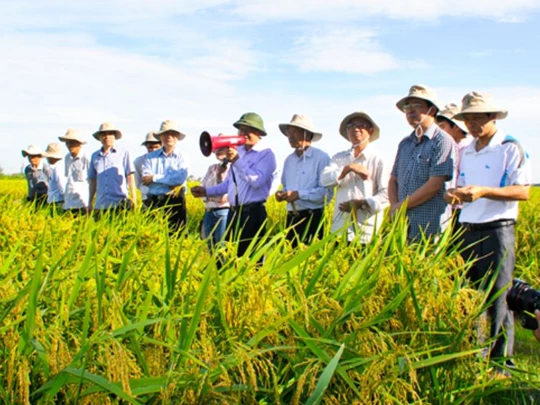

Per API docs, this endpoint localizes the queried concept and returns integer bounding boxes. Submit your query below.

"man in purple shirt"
[192,112,277,259]
[88,122,136,219]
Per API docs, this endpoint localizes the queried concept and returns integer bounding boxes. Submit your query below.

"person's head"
[339,111,380,149]
[396,85,440,128]
[155,120,186,150]
[93,123,122,149]
[454,92,507,138]
[21,145,44,167]
[141,131,161,153]
[233,112,267,149]
[279,114,322,151]
[43,142,64,165]
[28,155,42,167]
[59,129,86,157]
[436,116,467,142]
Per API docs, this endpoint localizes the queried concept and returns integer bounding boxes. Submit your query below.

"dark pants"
[286,208,324,247]
[226,202,267,258]
[65,208,88,217]
[460,220,516,360]
[145,193,186,234]
[93,199,132,221]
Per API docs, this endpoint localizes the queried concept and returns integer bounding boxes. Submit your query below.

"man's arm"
[88,178,96,210]
[403,175,447,209]
[232,149,276,189]
[127,173,137,207]
[453,185,530,203]
[388,175,399,206]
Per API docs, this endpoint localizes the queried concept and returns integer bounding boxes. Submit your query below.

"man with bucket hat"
[134,131,161,205]
[191,112,277,260]
[22,145,50,205]
[59,129,90,215]
[445,92,532,366]
[88,122,136,218]
[321,111,389,244]
[275,114,331,246]
[42,142,66,208]
[142,120,189,233]
[389,84,456,242]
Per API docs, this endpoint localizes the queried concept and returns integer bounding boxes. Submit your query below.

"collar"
[351,143,373,159]
[467,129,506,154]
[240,140,266,154]
[99,147,117,155]
[158,147,179,158]
[29,162,45,171]
[409,123,438,142]
[293,146,314,159]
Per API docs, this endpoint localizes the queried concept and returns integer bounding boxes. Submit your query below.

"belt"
[288,208,324,216]
[206,206,229,212]
[147,194,169,202]
[461,219,515,232]
[230,201,265,212]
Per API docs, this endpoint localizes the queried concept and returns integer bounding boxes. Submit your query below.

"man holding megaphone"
[191,112,277,261]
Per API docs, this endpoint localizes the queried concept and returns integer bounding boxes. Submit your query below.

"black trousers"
[93,199,132,221]
[286,208,324,247]
[460,220,516,360]
[226,202,267,258]
[145,194,186,233]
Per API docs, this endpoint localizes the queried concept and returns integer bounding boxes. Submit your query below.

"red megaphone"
[199,131,246,157]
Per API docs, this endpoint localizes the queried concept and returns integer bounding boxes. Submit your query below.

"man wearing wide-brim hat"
[445,91,532,366]
[142,120,189,233]
[389,84,456,242]
[42,142,66,207]
[59,129,90,215]
[88,122,136,217]
[275,114,331,246]
[191,112,277,261]
[321,111,389,244]
[134,131,161,205]
[22,144,50,205]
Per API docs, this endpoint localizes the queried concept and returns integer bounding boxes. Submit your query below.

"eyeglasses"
[402,102,425,112]
[346,123,372,130]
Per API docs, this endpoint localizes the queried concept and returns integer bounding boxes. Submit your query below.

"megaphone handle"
[291,200,299,216]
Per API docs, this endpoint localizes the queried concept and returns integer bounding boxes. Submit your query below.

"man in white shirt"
[321,111,389,244]
[445,92,532,366]
[134,131,161,205]
[43,142,66,209]
[58,129,90,215]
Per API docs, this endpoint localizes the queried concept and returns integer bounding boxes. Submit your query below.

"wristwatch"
[359,201,370,211]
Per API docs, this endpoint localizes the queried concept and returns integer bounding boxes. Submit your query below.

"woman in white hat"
[43,142,66,208]
[320,112,389,244]
[21,145,51,205]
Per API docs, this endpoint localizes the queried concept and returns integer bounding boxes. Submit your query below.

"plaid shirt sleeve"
[429,133,455,180]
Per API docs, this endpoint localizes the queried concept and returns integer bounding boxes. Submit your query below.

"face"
[436,118,462,143]
[66,140,82,156]
[99,132,116,148]
[145,142,161,153]
[462,113,496,138]
[28,155,41,167]
[402,98,433,127]
[285,126,311,149]
[237,125,261,148]
[159,131,179,148]
[346,118,373,146]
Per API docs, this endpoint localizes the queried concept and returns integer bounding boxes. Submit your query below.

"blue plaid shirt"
[391,124,456,241]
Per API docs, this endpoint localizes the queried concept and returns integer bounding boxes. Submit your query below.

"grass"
[0,178,539,404]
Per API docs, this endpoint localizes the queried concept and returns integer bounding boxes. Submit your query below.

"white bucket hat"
[21,145,44,157]
[155,120,186,140]
[278,114,322,142]
[339,111,380,143]
[141,131,161,146]
[437,103,468,132]
[93,122,122,140]
[454,92,508,120]
[58,128,87,144]
[396,84,441,112]
[43,142,64,159]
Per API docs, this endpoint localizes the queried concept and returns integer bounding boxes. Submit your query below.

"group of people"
[22,84,532,366]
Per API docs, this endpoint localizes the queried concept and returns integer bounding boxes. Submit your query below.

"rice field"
[1,178,539,404]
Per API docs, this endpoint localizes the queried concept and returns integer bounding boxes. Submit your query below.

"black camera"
[507,279,540,330]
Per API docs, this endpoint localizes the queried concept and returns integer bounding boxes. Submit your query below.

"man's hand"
[453,186,487,203]
[191,186,207,198]
[276,190,299,202]
[389,201,404,218]
[338,163,370,181]
[534,310,540,343]
[338,199,364,213]
[275,190,285,202]
[141,174,154,186]
[444,188,462,205]
[226,147,239,163]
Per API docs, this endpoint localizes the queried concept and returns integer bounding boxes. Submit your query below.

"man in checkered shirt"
[388,85,456,242]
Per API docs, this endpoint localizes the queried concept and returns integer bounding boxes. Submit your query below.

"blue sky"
[2,0,540,181]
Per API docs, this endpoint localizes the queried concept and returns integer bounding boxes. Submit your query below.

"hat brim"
[396,96,441,113]
[59,136,86,144]
[43,152,64,159]
[156,129,186,141]
[233,121,267,136]
[93,130,122,141]
[454,107,508,121]
[339,112,380,143]
[141,140,162,146]
[437,114,468,133]
[278,123,322,142]
[21,150,43,158]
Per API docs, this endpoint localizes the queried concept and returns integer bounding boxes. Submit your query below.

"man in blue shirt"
[142,120,189,233]
[88,122,136,219]
[275,114,331,246]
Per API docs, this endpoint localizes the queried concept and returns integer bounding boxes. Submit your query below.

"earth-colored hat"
[58,128,87,144]
[396,84,441,112]
[233,112,267,136]
[21,144,44,157]
[141,131,161,146]
[339,111,380,143]
[93,122,122,140]
[43,142,64,159]
[454,92,508,121]
[437,103,467,132]
[279,114,322,142]
[155,120,186,140]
